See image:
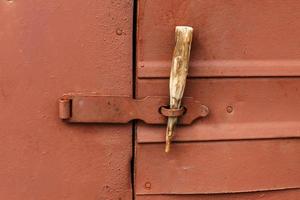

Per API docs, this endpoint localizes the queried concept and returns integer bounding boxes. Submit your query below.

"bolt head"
[226,105,233,113]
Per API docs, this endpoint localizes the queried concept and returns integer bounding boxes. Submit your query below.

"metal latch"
[59,94,208,125]
[59,26,208,152]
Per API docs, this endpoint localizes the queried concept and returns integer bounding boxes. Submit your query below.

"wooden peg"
[165,26,193,152]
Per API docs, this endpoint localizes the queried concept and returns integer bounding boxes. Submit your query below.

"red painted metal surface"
[2,0,300,199]
[138,60,300,78]
[0,1,133,199]
[58,94,208,124]
[136,0,300,199]
[136,189,300,200]
[137,0,300,78]
[136,139,300,194]
[137,78,300,143]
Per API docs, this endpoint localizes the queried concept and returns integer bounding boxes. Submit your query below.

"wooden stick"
[165,26,193,152]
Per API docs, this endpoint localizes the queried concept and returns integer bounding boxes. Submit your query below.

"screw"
[226,105,233,113]
[144,182,151,190]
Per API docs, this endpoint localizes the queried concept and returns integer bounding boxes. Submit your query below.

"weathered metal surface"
[136,189,300,200]
[137,78,300,143]
[138,60,300,78]
[58,94,208,124]
[136,139,300,194]
[137,0,300,78]
[0,1,133,199]
[136,0,300,198]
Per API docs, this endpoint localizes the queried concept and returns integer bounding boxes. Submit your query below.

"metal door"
[0,1,133,199]
[1,1,300,199]
[135,0,300,199]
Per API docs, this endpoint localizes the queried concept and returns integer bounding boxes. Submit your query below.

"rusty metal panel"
[136,0,300,198]
[136,139,300,194]
[138,60,300,78]
[137,0,300,78]
[0,0,132,199]
[137,78,300,143]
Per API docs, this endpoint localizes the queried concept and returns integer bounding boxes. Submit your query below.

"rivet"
[226,105,233,113]
[144,182,151,190]
[116,28,123,35]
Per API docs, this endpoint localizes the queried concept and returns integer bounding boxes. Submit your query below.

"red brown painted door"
[135,0,300,199]
[0,1,133,199]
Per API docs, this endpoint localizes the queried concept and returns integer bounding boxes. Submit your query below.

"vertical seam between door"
[131,0,138,199]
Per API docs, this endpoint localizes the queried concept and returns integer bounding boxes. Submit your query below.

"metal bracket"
[58,93,209,125]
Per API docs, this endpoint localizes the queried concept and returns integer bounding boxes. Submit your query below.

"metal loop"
[159,106,186,117]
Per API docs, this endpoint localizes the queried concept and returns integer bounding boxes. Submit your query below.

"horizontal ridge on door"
[137,60,300,78]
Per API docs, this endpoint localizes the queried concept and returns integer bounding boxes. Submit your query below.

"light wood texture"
[165,26,193,152]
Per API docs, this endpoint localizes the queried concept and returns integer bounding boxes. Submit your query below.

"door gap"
[131,0,138,199]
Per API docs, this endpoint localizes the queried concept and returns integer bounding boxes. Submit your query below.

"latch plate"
[59,94,209,125]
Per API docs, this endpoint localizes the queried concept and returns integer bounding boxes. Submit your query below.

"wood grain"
[165,26,193,152]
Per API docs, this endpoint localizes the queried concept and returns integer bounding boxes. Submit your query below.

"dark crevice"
[131,0,138,200]
[132,0,137,99]
[130,121,137,200]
